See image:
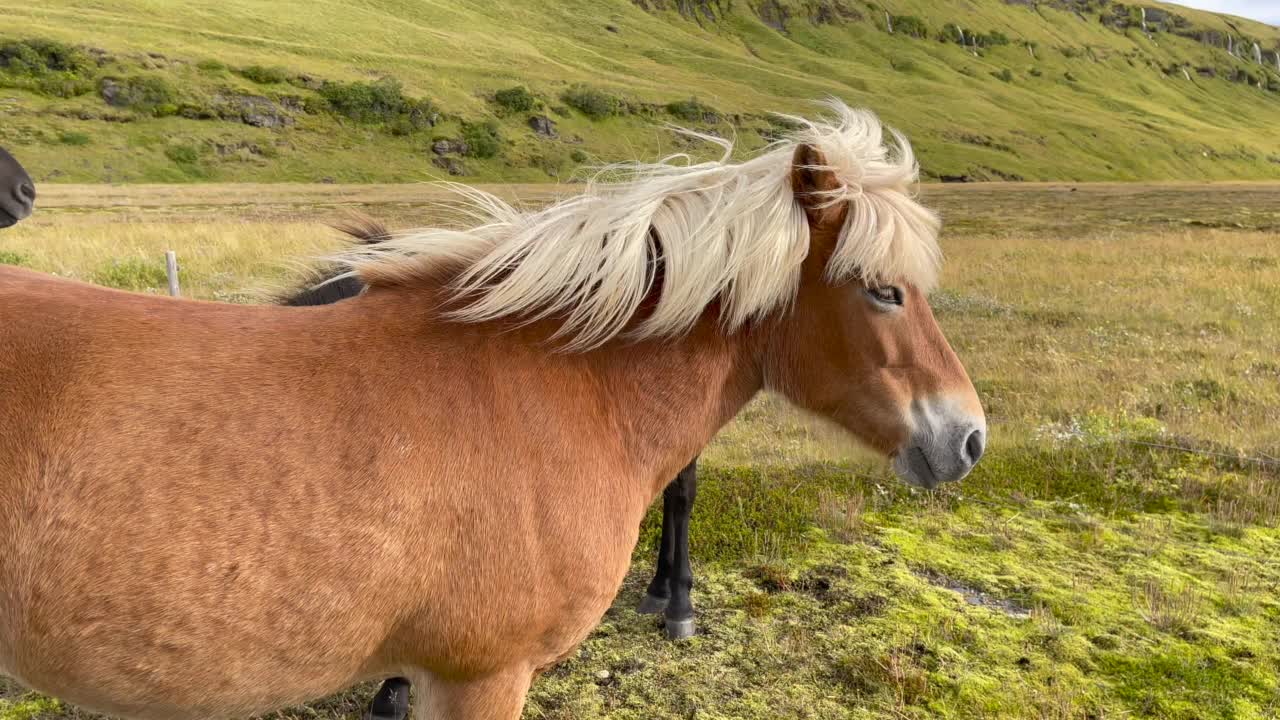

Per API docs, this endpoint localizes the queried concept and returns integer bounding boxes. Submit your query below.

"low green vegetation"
[459,120,501,159]
[664,96,718,123]
[560,84,621,120]
[492,85,536,113]
[236,64,289,85]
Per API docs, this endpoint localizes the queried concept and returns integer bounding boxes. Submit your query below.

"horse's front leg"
[365,677,412,720]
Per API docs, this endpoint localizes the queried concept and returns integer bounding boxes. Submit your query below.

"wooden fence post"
[165,250,180,297]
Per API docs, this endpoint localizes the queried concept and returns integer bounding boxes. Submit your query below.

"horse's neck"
[586,317,764,498]
[349,284,764,500]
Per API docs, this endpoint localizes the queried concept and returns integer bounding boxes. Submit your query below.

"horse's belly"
[0,498,396,719]
[4,600,372,720]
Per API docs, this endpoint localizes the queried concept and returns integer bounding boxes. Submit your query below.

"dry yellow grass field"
[2,182,1280,719]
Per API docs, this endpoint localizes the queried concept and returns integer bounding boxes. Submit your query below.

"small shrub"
[319,77,437,132]
[1029,67,1043,77]
[163,142,209,177]
[936,27,956,43]
[560,84,620,120]
[164,144,200,165]
[0,38,95,98]
[992,68,1014,82]
[460,120,501,159]
[1064,71,1078,82]
[58,131,91,146]
[0,40,44,74]
[492,85,535,112]
[237,64,290,84]
[101,75,178,115]
[319,78,404,123]
[976,30,1011,46]
[0,250,31,266]
[0,38,92,75]
[745,562,793,593]
[196,59,227,73]
[665,96,718,123]
[890,15,929,39]
[570,148,588,163]
[1136,578,1202,635]
[890,57,918,73]
[93,257,169,291]
[36,71,94,97]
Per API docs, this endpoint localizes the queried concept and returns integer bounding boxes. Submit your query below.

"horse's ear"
[789,144,843,226]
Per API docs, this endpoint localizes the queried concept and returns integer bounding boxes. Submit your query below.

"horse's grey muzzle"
[892,398,986,489]
[1,182,34,227]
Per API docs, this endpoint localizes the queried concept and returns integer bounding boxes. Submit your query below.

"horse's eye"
[866,286,904,307]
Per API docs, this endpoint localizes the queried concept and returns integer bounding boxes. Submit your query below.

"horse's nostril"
[18,182,35,202]
[964,429,985,465]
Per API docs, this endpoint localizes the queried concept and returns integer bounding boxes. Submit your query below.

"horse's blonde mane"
[337,98,941,350]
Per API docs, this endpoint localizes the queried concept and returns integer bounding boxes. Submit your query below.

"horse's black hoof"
[665,617,695,640]
[636,593,669,615]
[364,677,411,720]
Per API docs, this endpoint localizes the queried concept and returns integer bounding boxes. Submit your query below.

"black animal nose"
[18,182,35,202]
[964,429,985,465]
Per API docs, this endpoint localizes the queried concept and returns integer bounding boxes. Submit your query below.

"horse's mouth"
[0,212,17,229]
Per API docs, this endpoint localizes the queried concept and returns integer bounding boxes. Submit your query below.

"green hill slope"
[2,0,1278,183]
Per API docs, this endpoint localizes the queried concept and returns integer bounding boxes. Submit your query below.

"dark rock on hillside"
[205,94,295,128]
[240,96,293,128]
[630,0,724,23]
[528,114,557,137]
[808,0,861,24]
[757,0,789,32]
[292,74,324,90]
[432,139,469,156]
[213,141,265,157]
[432,156,467,176]
[98,78,121,105]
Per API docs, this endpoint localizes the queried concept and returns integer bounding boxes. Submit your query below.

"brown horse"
[0,147,36,228]
[0,100,984,719]
[283,220,703,649]
[280,224,698,719]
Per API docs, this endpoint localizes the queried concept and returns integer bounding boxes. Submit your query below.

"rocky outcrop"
[528,114,557,137]
[212,94,294,128]
[431,139,469,156]
[431,156,467,176]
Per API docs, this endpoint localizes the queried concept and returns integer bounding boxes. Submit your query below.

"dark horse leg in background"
[636,458,698,639]
[280,219,702,719]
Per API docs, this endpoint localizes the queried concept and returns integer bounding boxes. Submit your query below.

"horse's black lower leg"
[637,458,698,639]
[663,460,697,639]
[365,677,411,720]
[637,475,678,615]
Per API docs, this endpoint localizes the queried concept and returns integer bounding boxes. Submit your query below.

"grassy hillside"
[1,0,1278,183]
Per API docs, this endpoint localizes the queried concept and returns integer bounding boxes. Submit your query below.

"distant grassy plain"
[2,182,1280,719]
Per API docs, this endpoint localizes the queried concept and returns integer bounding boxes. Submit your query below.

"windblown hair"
[335,98,941,350]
